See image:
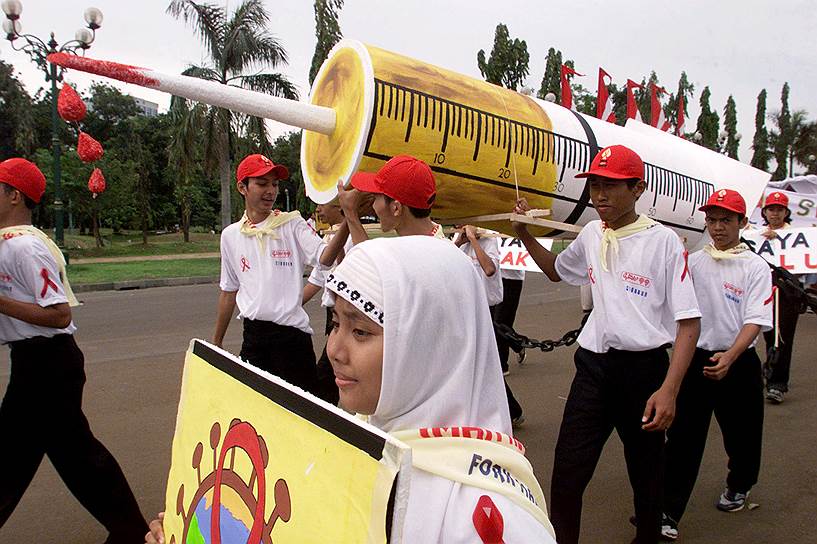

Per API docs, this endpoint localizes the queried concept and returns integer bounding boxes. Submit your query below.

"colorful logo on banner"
[163,340,408,544]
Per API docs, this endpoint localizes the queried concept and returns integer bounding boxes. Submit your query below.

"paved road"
[1,279,815,543]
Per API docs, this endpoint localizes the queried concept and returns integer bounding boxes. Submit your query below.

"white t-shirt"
[555,220,701,353]
[220,214,324,334]
[690,249,773,351]
[459,237,504,307]
[307,234,354,288]
[0,234,76,343]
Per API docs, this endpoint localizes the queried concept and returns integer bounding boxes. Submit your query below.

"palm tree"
[167,0,298,229]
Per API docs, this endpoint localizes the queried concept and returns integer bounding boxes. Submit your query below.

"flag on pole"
[676,93,687,138]
[596,68,616,123]
[560,64,584,110]
[626,79,644,123]
[649,83,672,131]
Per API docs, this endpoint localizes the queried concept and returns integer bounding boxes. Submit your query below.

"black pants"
[664,347,763,523]
[0,335,147,543]
[489,304,523,421]
[763,285,801,392]
[550,346,669,544]
[240,319,318,394]
[313,308,340,405]
[492,278,524,371]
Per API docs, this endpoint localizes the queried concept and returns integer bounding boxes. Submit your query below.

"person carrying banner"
[512,144,701,544]
[661,189,772,540]
[0,158,148,543]
[758,191,802,404]
[147,236,556,543]
[214,154,341,394]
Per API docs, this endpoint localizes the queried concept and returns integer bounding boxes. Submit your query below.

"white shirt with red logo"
[0,234,76,343]
[307,235,354,288]
[689,249,773,351]
[554,220,701,353]
[459,237,504,307]
[220,214,325,334]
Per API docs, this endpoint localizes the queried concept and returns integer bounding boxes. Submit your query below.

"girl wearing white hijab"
[325,236,555,543]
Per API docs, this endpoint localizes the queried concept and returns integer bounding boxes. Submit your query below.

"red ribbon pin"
[473,495,505,544]
[40,268,58,297]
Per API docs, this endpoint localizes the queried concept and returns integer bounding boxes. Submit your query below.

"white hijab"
[326,236,555,544]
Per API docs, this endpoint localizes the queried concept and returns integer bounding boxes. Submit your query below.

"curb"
[73,276,219,293]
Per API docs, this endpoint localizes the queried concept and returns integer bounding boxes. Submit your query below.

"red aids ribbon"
[764,285,777,306]
[588,265,595,284]
[472,495,505,544]
[680,249,690,282]
[40,268,58,297]
[240,257,251,272]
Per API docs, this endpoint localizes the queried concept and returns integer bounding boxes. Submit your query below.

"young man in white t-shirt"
[512,145,701,544]
[0,159,147,543]
[661,189,772,540]
[215,154,336,393]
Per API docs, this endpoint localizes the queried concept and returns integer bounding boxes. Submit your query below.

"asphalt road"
[1,278,815,543]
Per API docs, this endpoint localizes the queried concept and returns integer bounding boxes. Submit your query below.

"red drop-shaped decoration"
[57,83,87,122]
[77,132,104,163]
[88,168,106,197]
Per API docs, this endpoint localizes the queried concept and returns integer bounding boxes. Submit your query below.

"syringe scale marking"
[644,162,715,214]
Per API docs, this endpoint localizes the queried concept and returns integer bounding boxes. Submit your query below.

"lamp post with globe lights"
[1,0,103,247]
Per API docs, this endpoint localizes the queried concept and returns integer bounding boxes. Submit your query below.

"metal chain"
[493,312,590,354]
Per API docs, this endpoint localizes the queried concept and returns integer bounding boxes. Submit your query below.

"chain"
[493,312,590,354]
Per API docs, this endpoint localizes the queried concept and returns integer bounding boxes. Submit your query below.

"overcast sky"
[2,0,815,168]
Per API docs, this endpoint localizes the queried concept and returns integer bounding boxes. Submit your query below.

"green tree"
[751,89,771,171]
[477,23,530,91]
[0,60,34,159]
[793,121,817,174]
[167,0,299,230]
[664,72,694,135]
[696,86,720,150]
[537,47,562,100]
[723,95,740,159]
[309,0,344,86]
[771,82,791,179]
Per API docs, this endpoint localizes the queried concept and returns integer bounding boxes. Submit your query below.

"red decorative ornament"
[77,132,104,163]
[88,168,106,197]
[57,83,87,122]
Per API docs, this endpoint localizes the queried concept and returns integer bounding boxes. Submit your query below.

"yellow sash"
[391,427,555,538]
[238,210,300,250]
[0,225,79,307]
[703,242,750,260]
[600,214,658,272]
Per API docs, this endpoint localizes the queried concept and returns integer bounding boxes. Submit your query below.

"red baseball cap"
[576,144,644,181]
[236,154,289,183]
[0,158,46,203]
[763,192,789,209]
[699,188,746,215]
[351,155,436,209]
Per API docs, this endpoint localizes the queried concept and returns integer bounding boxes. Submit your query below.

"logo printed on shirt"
[723,282,744,305]
[621,271,652,288]
[240,256,251,272]
[0,272,12,282]
[40,268,58,297]
[588,266,595,284]
[270,249,292,259]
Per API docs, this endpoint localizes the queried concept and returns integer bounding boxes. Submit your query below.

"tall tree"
[771,82,791,179]
[664,72,694,135]
[309,0,344,86]
[723,95,740,159]
[167,0,298,230]
[695,86,720,150]
[0,60,34,159]
[477,23,530,91]
[537,47,562,99]
[793,121,817,175]
[751,89,771,171]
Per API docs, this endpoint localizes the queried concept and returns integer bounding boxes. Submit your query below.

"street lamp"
[2,1,103,248]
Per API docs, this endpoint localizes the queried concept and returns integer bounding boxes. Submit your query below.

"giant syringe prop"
[48,41,770,247]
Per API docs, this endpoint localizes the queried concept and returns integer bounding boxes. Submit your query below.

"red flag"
[596,68,616,123]
[676,93,686,138]
[649,83,672,131]
[560,64,584,110]
[626,79,644,123]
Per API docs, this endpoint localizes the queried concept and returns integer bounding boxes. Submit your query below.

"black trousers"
[0,335,147,543]
[763,285,801,392]
[492,278,524,370]
[550,346,669,544]
[489,304,523,421]
[664,347,763,522]
[313,308,340,405]
[240,319,318,394]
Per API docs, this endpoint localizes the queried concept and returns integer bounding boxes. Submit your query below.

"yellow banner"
[163,340,407,544]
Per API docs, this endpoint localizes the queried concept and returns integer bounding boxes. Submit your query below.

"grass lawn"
[67,258,220,285]
[62,230,220,259]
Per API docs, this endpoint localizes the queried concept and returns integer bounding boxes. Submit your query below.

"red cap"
[236,154,289,183]
[576,144,644,181]
[763,192,789,208]
[699,189,746,215]
[351,155,436,209]
[0,158,46,203]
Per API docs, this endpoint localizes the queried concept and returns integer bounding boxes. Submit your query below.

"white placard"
[742,227,817,274]
[498,238,554,273]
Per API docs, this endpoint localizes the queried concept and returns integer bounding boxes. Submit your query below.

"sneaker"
[511,413,526,428]
[517,348,527,365]
[661,513,679,541]
[765,388,784,404]
[717,488,748,512]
